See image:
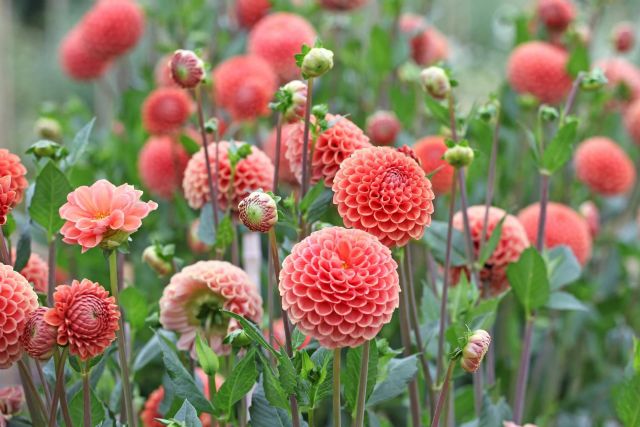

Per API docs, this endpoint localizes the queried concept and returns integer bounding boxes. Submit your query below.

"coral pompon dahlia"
[142,88,193,134]
[574,137,635,196]
[59,27,110,81]
[235,0,271,29]
[159,261,263,356]
[279,227,400,348]
[138,136,189,200]
[366,111,401,146]
[0,176,16,226]
[59,179,158,253]
[0,264,39,369]
[332,146,435,247]
[11,249,49,294]
[45,279,120,360]
[183,141,274,212]
[20,307,57,361]
[80,0,145,58]
[0,149,28,206]
[286,114,372,187]
[413,136,454,195]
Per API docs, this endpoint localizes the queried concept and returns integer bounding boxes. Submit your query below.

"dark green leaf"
[259,356,289,410]
[506,247,550,315]
[367,355,418,406]
[300,180,325,214]
[343,344,378,414]
[422,221,467,267]
[614,374,640,427]
[118,287,148,331]
[198,204,216,246]
[540,119,578,174]
[306,189,334,224]
[547,245,581,290]
[69,388,105,427]
[65,118,96,168]
[133,332,162,371]
[424,96,450,127]
[545,291,589,312]
[250,382,299,427]
[223,311,278,356]
[13,228,31,272]
[29,161,72,238]
[276,350,298,396]
[173,400,203,427]
[214,348,259,418]
[477,214,506,267]
[567,43,590,78]
[478,395,512,427]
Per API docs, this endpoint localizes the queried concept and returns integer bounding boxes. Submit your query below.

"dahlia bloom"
[624,99,640,144]
[238,191,278,233]
[212,55,278,121]
[399,14,448,66]
[579,201,599,237]
[81,0,145,58]
[138,136,189,200]
[413,136,455,194]
[597,58,640,103]
[0,386,23,425]
[20,307,57,361]
[574,137,635,196]
[183,141,274,213]
[507,41,572,104]
[264,124,299,185]
[59,27,110,81]
[612,22,635,53]
[59,179,158,253]
[169,50,206,89]
[269,318,311,350]
[318,0,369,10]
[286,114,372,187]
[0,176,16,226]
[518,202,592,265]
[279,227,400,348]
[0,149,28,205]
[142,88,193,135]
[11,249,48,294]
[452,206,530,296]
[333,146,435,247]
[0,264,39,369]
[460,329,491,373]
[366,111,401,146]
[536,0,575,33]
[44,279,120,360]
[159,261,263,356]
[235,0,271,28]
[247,13,317,82]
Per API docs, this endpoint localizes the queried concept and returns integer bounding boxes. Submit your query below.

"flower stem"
[432,361,454,427]
[36,360,52,409]
[299,78,315,201]
[513,316,535,423]
[308,410,315,427]
[82,363,91,427]
[455,168,481,286]
[108,251,136,427]
[194,85,219,230]
[478,108,501,253]
[17,359,47,426]
[49,347,71,427]
[353,340,370,427]
[0,225,10,265]
[47,236,57,306]
[268,113,284,347]
[273,113,283,195]
[333,348,341,427]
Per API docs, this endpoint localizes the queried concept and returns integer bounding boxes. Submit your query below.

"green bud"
[301,48,334,79]
[580,68,608,91]
[195,334,220,376]
[478,100,500,122]
[223,329,252,348]
[420,66,451,100]
[443,144,474,168]
[204,118,219,134]
[26,140,67,160]
[34,117,62,141]
[539,105,559,122]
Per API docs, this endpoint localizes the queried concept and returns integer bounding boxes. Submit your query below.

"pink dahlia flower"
[279,227,400,348]
[0,264,39,369]
[11,249,49,294]
[138,136,190,200]
[0,149,28,206]
[0,176,16,226]
[264,124,299,186]
[159,261,263,356]
[0,386,24,424]
[59,179,158,253]
[44,279,120,360]
[20,307,57,361]
[332,146,435,247]
[182,141,274,213]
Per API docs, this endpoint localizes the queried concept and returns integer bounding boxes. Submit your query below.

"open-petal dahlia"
[264,124,299,186]
[279,227,400,348]
[596,58,640,103]
[624,98,640,144]
[536,0,575,33]
[413,136,455,195]
[399,14,449,66]
[574,137,635,196]
[212,55,278,121]
[235,0,271,28]
[11,249,48,294]
[20,307,57,361]
[159,261,263,356]
[366,111,401,146]
[332,146,435,247]
[518,202,592,265]
[44,279,120,360]
[507,41,572,104]
[451,206,530,296]
[183,141,274,212]
[318,0,369,10]
[0,149,28,206]
[80,0,145,58]
[138,136,189,200]
[0,264,39,369]
[0,176,16,226]
[59,27,111,81]
[59,179,158,253]
[142,88,193,135]
[247,13,317,82]
[0,386,23,423]
[286,114,372,187]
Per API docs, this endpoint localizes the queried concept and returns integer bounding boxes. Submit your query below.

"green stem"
[353,341,370,427]
[432,361,454,427]
[307,410,315,427]
[82,363,91,427]
[17,359,47,426]
[49,347,71,427]
[333,348,341,427]
[109,251,136,427]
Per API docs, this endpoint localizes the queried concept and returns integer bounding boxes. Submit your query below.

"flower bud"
[19,307,57,361]
[397,145,422,166]
[223,329,253,348]
[238,191,278,233]
[26,140,67,160]
[444,144,474,168]
[420,66,451,100]
[612,22,635,53]
[0,386,24,417]
[194,334,219,376]
[34,117,62,142]
[142,246,174,276]
[366,111,401,146]
[478,101,500,122]
[580,68,608,92]
[301,47,334,78]
[461,329,491,373]
[169,49,206,89]
[539,105,559,122]
[281,80,308,122]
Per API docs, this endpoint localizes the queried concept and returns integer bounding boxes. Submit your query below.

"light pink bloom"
[0,386,24,425]
[59,179,158,253]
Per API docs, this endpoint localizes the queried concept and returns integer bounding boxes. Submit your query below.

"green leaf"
[306,189,334,224]
[214,348,259,418]
[567,43,590,78]
[118,287,148,331]
[422,221,467,267]
[540,118,578,174]
[133,332,162,371]
[424,96,450,127]
[180,134,201,155]
[478,395,512,427]
[634,337,640,373]
[367,355,418,406]
[249,382,298,427]
[614,374,640,427]
[545,291,589,312]
[369,26,392,74]
[307,348,333,409]
[259,355,289,410]
[547,245,581,290]
[215,215,235,250]
[276,350,298,396]
[197,204,216,246]
[223,311,278,357]
[477,214,506,267]
[195,334,219,376]
[506,247,550,315]
[64,118,95,168]
[156,332,214,414]
[173,400,203,427]
[300,180,325,214]
[29,161,73,238]
[13,228,31,272]
[343,343,378,415]
[69,388,105,427]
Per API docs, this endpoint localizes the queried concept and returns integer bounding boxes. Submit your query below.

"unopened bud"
[444,144,474,168]
[142,245,174,276]
[281,80,308,123]
[581,68,608,91]
[34,118,62,141]
[397,145,421,166]
[26,140,67,160]
[539,105,559,122]
[20,307,57,361]
[170,49,206,89]
[478,101,500,122]
[238,191,278,233]
[301,48,334,79]
[0,386,24,417]
[224,329,252,348]
[420,66,451,100]
[366,111,401,146]
[461,329,491,373]
[612,22,635,53]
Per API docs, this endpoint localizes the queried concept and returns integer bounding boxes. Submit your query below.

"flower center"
[94,211,110,220]
[383,168,405,186]
[189,292,228,335]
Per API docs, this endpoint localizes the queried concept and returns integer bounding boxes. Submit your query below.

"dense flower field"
[1,0,640,426]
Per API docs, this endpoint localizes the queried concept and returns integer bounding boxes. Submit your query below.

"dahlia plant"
[2,0,640,426]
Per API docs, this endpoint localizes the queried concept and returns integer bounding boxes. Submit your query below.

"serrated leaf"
[477,214,506,267]
[547,245,581,290]
[343,343,378,415]
[13,228,31,272]
[276,350,298,396]
[69,387,105,427]
[545,291,588,311]
[308,348,333,408]
[223,311,278,357]
[64,118,95,168]
[367,355,418,406]
[540,119,578,174]
[250,382,300,427]
[614,374,640,427]
[118,287,148,331]
[214,348,258,418]
[173,400,203,427]
[422,221,467,267]
[258,355,289,410]
[506,247,550,315]
[306,189,334,224]
[478,395,512,427]
[29,161,72,238]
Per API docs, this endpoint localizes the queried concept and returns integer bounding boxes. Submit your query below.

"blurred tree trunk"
[0,0,16,151]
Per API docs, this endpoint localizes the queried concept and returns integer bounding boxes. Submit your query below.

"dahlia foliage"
[2,0,640,426]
